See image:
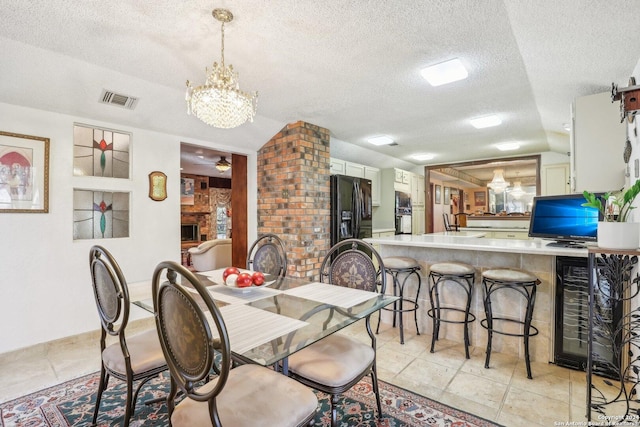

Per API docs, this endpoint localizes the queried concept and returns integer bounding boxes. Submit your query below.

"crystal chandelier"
[487,169,510,192]
[215,156,231,172]
[185,8,258,129]
[510,181,525,199]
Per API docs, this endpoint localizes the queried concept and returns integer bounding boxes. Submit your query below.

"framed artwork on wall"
[443,186,450,205]
[474,191,486,207]
[434,185,441,204]
[0,130,50,213]
[148,171,167,201]
[181,177,195,205]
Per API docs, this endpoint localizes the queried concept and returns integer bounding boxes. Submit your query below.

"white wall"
[0,102,258,354]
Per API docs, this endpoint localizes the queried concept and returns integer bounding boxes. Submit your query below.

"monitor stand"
[546,240,587,249]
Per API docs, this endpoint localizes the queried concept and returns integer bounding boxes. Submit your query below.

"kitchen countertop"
[365,233,591,257]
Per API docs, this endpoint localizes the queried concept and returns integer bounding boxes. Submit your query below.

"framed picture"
[474,191,486,206]
[443,187,450,205]
[181,177,195,205]
[0,131,50,213]
[434,185,441,204]
[148,171,167,201]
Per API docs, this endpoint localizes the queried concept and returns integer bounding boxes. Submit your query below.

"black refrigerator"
[330,174,373,247]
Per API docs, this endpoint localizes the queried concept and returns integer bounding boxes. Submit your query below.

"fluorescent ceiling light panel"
[496,142,520,151]
[420,58,468,87]
[367,135,395,146]
[470,115,502,129]
[412,153,435,161]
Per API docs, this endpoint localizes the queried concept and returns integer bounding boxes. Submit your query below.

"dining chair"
[285,238,386,427]
[88,245,167,427]
[246,233,288,277]
[152,260,318,427]
[443,213,454,231]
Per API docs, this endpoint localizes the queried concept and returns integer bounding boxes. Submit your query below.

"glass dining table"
[132,268,398,373]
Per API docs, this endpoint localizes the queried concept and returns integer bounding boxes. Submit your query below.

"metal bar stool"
[376,256,422,344]
[427,262,476,359]
[480,268,540,379]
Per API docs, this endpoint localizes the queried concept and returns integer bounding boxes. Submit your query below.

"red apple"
[222,267,240,281]
[251,271,265,286]
[236,272,253,288]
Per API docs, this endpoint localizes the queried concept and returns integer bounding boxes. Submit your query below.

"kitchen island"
[365,233,590,364]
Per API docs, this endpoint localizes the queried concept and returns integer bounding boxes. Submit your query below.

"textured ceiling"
[1,0,639,171]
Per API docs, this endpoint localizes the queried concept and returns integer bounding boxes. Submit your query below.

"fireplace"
[181,223,199,242]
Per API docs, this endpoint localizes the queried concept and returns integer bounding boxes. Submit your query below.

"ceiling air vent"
[99,89,139,110]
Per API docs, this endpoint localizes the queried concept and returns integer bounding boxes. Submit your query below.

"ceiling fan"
[215,156,231,172]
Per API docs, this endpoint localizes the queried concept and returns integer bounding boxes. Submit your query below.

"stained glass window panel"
[73,124,130,178]
[73,190,130,240]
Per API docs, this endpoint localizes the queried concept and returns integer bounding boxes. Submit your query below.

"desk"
[133,269,397,369]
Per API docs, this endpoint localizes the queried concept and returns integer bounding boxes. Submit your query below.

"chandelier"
[215,156,231,172]
[487,169,510,192]
[185,8,258,129]
[510,181,525,199]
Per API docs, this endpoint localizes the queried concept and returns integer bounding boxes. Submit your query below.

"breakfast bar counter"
[365,233,590,364]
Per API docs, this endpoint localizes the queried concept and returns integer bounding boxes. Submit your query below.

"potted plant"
[583,179,640,249]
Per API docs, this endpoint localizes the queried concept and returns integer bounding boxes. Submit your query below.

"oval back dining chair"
[246,233,288,277]
[152,260,318,427]
[88,245,167,427]
[286,239,386,427]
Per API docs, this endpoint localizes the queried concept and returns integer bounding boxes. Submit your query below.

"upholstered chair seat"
[288,334,375,387]
[101,329,165,376]
[171,364,318,427]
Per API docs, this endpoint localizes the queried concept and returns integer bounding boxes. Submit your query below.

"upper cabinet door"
[572,92,625,193]
[330,158,346,175]
[345,162,365,178]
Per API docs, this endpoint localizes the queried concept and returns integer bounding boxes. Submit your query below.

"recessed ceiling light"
[412,153,435,161]
[496,142,520,151]
[367,135,395,146]
[470,115,502,129]
[420,58,468,87]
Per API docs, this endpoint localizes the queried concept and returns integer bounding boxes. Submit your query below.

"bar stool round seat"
[427,262,476,359]
[480,268,540,379]
[376,256,422,344]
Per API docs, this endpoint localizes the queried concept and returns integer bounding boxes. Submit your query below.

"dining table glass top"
[132,268,398,367]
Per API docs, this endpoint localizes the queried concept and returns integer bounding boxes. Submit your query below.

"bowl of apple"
[221,267,268,291]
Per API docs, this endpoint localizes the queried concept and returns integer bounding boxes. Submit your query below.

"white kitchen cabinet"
[411,174,425,206]
[412,205,425,235]
[571,92,625,193]
[330,158,346,175]
[394,168,410,185]
[364,166,380,206]
[345,162,365,178]
[542,163,570,195]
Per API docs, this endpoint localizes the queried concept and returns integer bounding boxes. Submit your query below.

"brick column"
[257,121,331,279]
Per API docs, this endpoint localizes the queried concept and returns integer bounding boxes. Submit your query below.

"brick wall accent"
[257,121,331,279]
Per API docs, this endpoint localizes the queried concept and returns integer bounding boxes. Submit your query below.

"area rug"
[1,372,502,426]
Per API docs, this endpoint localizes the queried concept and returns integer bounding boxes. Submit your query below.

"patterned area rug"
[1,372,502,426]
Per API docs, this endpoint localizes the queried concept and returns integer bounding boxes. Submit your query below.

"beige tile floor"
[0,312,590,427]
